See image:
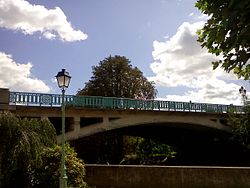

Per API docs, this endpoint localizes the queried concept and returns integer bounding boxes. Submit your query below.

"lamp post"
[56,69,71,188]
[239,86,247,105]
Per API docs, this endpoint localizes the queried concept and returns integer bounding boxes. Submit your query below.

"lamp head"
[56,69,71,89]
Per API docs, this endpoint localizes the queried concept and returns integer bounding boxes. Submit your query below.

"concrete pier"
[0,88,10,111]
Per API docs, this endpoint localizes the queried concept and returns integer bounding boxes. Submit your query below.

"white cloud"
[149,21,244,105]
[0,51,50,92]
[0,0,88,42]
[43,31,56,40]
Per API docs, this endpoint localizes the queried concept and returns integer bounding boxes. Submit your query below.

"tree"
[78,55,157,99]
[228,101,250,149]
[0,112,56,187]
[196,0,250,79]
[0,113,88,187]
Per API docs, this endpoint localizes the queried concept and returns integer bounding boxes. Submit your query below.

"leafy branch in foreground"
[196,0,250,79]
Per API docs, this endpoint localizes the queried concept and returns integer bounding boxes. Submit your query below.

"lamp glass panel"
[57,76,65,88]
[64,75,71,88]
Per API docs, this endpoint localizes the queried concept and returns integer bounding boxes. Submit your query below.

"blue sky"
[0,0,249,105]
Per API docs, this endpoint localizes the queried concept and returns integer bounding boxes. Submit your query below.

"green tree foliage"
[121,136,176,165]
[78,55,157,99]
[0,112,88,187]
[0,112,56,187]
[28,144,88,188]
[228,101,250,149]
[196,0,250,79]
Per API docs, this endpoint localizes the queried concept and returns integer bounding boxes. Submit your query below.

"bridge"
[1,88,247,165]
[0,88,242,141]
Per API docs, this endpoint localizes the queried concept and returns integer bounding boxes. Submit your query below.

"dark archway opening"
[70,123,250,166]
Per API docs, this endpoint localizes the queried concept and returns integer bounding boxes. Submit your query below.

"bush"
[28,144,88,188]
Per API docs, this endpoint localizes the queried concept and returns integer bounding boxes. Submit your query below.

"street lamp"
[56,69,71,188]
[239,86,247,105]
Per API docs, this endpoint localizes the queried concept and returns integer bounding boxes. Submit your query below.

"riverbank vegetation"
[0,112,88,188]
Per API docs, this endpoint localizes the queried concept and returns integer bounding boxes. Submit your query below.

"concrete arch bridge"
[1,89,246,165]
[1,89,242,143]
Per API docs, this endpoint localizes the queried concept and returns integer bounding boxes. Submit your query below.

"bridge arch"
[66,109,231,141]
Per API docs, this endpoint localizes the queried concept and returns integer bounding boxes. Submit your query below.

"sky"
[0,0,249,105]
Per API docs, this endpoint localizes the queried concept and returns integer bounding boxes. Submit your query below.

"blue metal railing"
[9,91,74,106]
[9,91,243,113]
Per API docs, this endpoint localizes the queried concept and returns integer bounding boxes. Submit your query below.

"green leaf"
[212,61,219,69]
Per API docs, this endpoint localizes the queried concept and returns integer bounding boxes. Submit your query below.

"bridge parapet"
[9,91,74,106]
[8,91,243,113]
